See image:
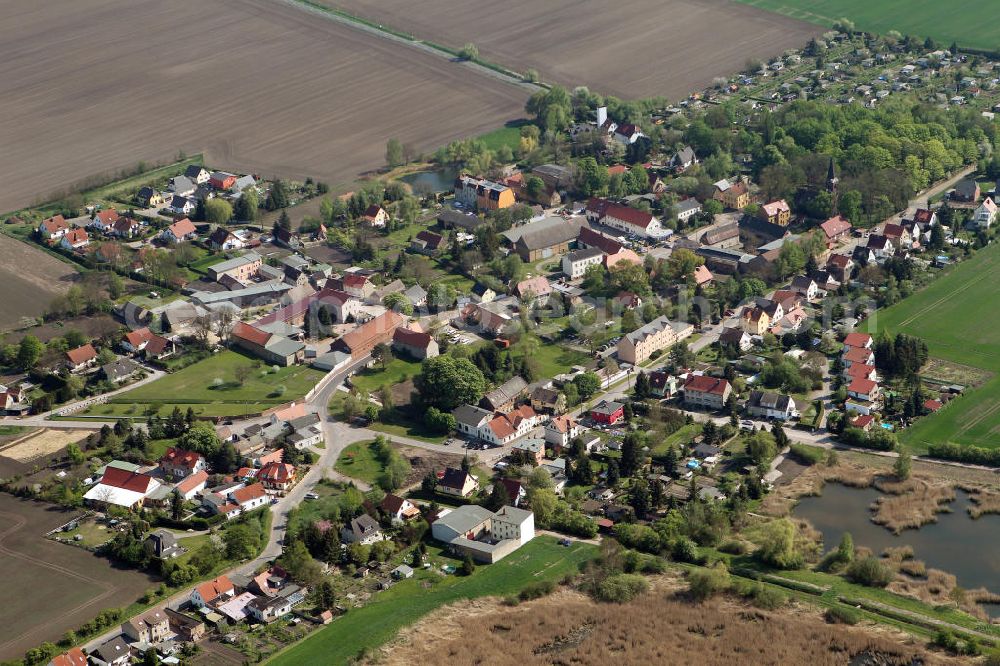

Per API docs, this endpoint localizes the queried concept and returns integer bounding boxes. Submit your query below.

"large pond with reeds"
[793,483,1000,597]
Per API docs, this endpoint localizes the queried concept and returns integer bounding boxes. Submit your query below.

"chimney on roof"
[596,106,608,127]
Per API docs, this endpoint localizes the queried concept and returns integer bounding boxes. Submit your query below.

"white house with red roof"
[121,327,155,353]
[190,575,235,608]
[843,332,873,349]
[842,345,875,368]
[37,214,69,239]
[380,494,421,524]
[60,228,90,251]
[820,215,853,247]
[258,462,296,492]
[159,447,206,479]
[174,469,208,500]
[392,326,439,360]
[65,344,98,372]
[161,217,198,243]
[587,198,663,238]
[682,375,732,410]
[90,208,120,233]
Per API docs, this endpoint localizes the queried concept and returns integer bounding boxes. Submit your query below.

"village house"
[90,208,120,233]
[514,275,552,305]
[847,376,881,403]
[952,178,980,202]
[410,229,445,255]
[590,400,624,424]
[392,326,439,360]
[209,171,237,190]
[617,316,694,365]
[144,530,181,561]
[121,609,170,644]
[191,575,236,608]
[530,385,565,413]
[258,461,296,493]
[842,345,876,369]
[758,199,791,226]
[790,275,819,300]
[648,370,679,398]
[826,253,855,282]
[481,376,528,412]
[453,404,494,440]
[700,222,741,249]
[669,145,698,172]
[544,415,580,449]
[207,227,245,251]
[676,197,702,224]
[161,217,197,243]
[65,344,98,372]
[381,494,421,524]
[168,195,196,216]
[362,204,389,227]
[208,252,262,283]
[136,186,164,208]
[83,466,161,510]
[820,215,853,248]
[159,447,206,479]
[37,214,69,240]
[231,321,305,367]
[437,467,478,497]
[48,648,88,666]
[89,637,131,666]
[586,198,663,238]
[247,595,293,624]
[562,246,604,279]
[746,391,798,420]
[972,197,997,229]
[713,178,751,209]
[341,514,385,544]
[741,306,770,336]
[719,326,753,352]
[512,438,545,465]
[454,174,516,212]
[507,217,585,262]
[683,375,732,410]
[60,228,90,251]
[332,310,405,359]
[185,165,211,184]
[111,216,142,239]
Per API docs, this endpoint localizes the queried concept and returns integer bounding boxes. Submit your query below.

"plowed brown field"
[322,0,823,99]
[0,0,528,212]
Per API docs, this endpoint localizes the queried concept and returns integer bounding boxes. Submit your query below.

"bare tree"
[214,309,236,343]
[193,315,213,348]
[234,365,252,386]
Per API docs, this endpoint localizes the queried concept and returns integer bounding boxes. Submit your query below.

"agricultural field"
[734,0,1000,51]
[0,0,528,213]
[0,495,157,660]
[0,234,78,332]
[873,241,1000,451]
[75,350,325,420]
[269,537,596,666]
[320,0,821,99]
[0,429,89,478]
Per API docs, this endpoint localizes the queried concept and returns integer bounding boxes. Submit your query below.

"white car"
[739,420,756,431]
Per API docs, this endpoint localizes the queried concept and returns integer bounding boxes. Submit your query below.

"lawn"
[348,357,422,394]
[333,440,383,484]
[733,0,1000,51]
[651,423,702,454]
[75,350,325,419]
[475,120,528,153]
[871,242,1000,451]
[521,337,590,378]
[267,537,595,665]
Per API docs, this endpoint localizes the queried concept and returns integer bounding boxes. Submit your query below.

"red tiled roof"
[578,226,622,254]
[363,204,384,218]
[684,375,730,395]
[335,310,405,356]
[145,334,172,356]
[63,228,89,245]
[175,470,208,495]
[882,223,905,239]
[232,321,271,347]
[761,199,789,216]
[259,462,295,484]
[827,254,852,268]
[160,447,204,471]
[66,344,97,365]
[607,165,628,176]
[846,363,876,379]
[232,483,267,505]
[94,208,119,225]
[487,414,516,439]
[851,414,875,428]
[167,217,196,238]
[342,273,370,288]
[50,648,88,666]
[924,399,943,412]
[101,466,155,493]
[40,214,68,234]
[393,326,433,349]
[820,215,852,239]
[603,203,655,229]
[843,332,872,348]
[914,209,934,224]
[195,575,234,603]
[843,347,874,364]
[549,415,576,434]
[694,264,713,285]
[848,377,878,396]
[125,327,154,348]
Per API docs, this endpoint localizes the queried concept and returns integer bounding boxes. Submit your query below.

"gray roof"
[623,315,683,345]
[676,198,701,214]
[264,335,305,358]
[748,390,795,411]
[434,504,494,535]
[452,404,493,428]
[233,175,256,191]
[403,284,427,303]
[190,281,291,305]
[102,357,141,381]
[502,216,583,245]
[208,252,261,275]
[566,247,603,262]
[482,376,528,409]
[170,175,195,193]
[494,505,533,524]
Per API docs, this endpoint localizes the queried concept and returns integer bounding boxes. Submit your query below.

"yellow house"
[759,199,791,226]
[713,179,750,210]
[741,306,770,335]
[477,182,515,211]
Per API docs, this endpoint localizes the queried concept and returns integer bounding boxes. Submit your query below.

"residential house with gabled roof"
[168,175,197,197]
[842,345,875,368]
[587,198,662,238]
[48,647,88,666]
[530,385,565,414]
[719,326,752,351]
[362,204,388,227]
[410,229,444,255]
[175,469,209,500]
[83,466,161,509]
[790,275,818,300]
[381,494,420,524]
[971,197,997,229]
[167,195,196,216]
[758,199,791,226]
[700,222,741,249]
[676,197,702,224]
[89,637,131,666]
[820,215,852,247]
[713,178,750,209]
[438,467,477,497]
[209,171,237,190]
[341,514,385,544]
[513,275,552,304]
[60,228,90,251]
[136,186,164,208]
[90,208,120,233]
[669,145,698,172]
[191,575,235,608]
[683,376,732,410]
[577,225,624,255]
[562,246,603,279]
[746,391,798,420]
[231,321,305,367]
[481,376,528,412]
[65,344,98,372]
[952,178,980,202]
[590,400,624,424]
[185,165,211,184]
[122,327,155,353]
[392,326,439,360]
[121,609,170,644]
[208,227,245,251]
[111,216,142,238]
[161,217,197,243]
[453,404,493,439]
[338,272,376,299]
[826,253,854,282]
[544,414,580,449]
[259,461,296,492]
[843,332,873,349]
[847,376,880,402]
[604,246,642,270]
[454,174,516,212]
[741,305,770,336]
[866,234,894,260]
[159,447,206,479]
[37,214,69,239]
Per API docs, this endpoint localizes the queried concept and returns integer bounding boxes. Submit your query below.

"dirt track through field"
[320,0,823,99]
[0,0,528,213]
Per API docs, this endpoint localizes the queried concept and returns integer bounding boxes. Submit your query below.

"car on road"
[305,492,319,500]
[739,419,755,431]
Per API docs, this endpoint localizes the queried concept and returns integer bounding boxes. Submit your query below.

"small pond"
[793,483,1000,597]
[400,166,458,194]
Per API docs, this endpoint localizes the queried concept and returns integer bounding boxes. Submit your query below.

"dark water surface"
[793,484,1000,595]
[400,167,458,194]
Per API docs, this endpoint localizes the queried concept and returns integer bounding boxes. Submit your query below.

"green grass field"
[872,242,1000,451]
[348,357,422,393]
[476,120,528,153]
[333,440,383,484]
[75,350,324,419]
[268,537,595,665]
[734,0,1000,51]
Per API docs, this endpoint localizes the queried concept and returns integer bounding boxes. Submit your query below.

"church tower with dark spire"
[826,157,839,195]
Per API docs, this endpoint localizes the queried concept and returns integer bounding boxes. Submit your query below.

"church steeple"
[826,157,838,192]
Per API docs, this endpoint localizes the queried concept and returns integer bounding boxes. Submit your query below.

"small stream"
[793,484,1000,601]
